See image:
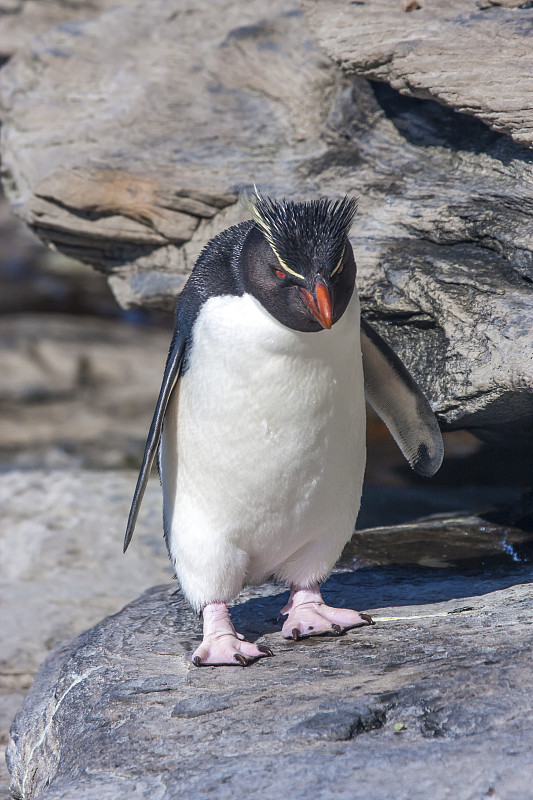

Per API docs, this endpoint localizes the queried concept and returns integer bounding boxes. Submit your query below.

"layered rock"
[0,0,330,301]
[304,0,533,145]
[0,0,531,442]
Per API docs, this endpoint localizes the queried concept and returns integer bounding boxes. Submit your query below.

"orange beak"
[299,276,332,329]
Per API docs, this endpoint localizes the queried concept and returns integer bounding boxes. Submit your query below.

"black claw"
[332,624,343,635]
[292,628,301,641]
[193,656,202,667]
[257,645,274,657]
[360,613,375,625]
[234,653,248,666]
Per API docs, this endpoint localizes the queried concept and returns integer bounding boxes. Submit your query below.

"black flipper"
[361,318,444,477]
[123,330,186,552]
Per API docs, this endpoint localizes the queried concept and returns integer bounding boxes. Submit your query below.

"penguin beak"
[299,276,332,329]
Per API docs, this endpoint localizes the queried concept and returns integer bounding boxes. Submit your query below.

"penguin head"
[240,193,358,332]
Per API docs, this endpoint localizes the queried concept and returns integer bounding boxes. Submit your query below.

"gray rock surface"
[0,469,172,798]
[0,0,127,61]
[304,0,533,146]
[0,1,531,444]
[2,464,523,798]
[6,514,533,800]
[0,314,170,468]
[0,0,319,279]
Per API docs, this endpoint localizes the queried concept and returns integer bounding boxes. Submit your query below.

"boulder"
[6,515,533,800]
[0,1,532,445]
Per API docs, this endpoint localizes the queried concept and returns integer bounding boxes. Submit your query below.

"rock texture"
[1,464,525,798]
[0,0,532,445]
[304,0,533,146]
[0,314,170,468]
[0,0,126,62]
[0,0,324,297]
[0,469,172,798]
[6,516,533,800]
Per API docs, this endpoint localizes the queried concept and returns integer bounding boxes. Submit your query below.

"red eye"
[275,269,286,279]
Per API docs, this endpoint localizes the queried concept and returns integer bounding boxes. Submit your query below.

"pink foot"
[281,585,374,640]
[192,602,273,667]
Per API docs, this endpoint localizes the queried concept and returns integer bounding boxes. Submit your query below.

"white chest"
[161,291,366,589]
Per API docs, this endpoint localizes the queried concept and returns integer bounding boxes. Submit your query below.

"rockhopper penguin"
[124,192,443,667]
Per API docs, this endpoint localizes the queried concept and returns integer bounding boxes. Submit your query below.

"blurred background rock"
[0,193,172,469]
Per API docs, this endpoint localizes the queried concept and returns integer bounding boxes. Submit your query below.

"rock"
[6,514,533,800]
[0,469,171,797]
[0,314,171,468]
[0,194,121,319]
[288,705,385,741]
[0,0,125,61]
[0,0,322,270]
[0,1,532,445]
[341,513,533,569]
[171,694,234,718]
[304,0,533,146]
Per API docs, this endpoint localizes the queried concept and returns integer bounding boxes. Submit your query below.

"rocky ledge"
[6,513,533,800]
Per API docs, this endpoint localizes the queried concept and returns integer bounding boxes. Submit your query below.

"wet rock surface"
[0,1,531,443]
[6,504,533,799]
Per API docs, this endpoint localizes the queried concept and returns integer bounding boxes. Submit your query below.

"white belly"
[160,291,366,611]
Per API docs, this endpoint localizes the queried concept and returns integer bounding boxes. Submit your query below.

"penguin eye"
[275,268,286,279]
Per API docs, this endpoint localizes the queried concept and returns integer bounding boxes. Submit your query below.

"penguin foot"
[281,585,374,640]
[192,601,273,667]
[192,635,272,667]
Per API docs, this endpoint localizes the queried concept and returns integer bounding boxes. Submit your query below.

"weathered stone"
[108,269,187,313]
[2,461,531,798]
[171,694,234,718]
[0,469,171,797]
[288,705,385,741]
[6,523,533,800]
[303,0,533,146]
[0,0,324,269]
[0,0,126,61]
[1,1,531,445]
[339,514,533,570]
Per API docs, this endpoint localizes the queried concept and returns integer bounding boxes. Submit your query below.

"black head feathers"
[244,191,357,279]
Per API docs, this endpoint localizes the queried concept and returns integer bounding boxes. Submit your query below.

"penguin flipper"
[360,318,443,477]
[123,330,186,552]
